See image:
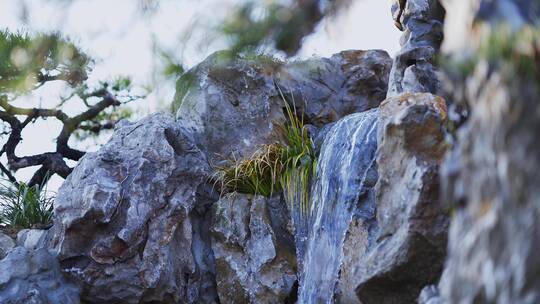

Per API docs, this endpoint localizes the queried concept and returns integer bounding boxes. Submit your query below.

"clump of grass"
[214,86,317,214]
[0,181,54,229]
[215,143,286,198]
[277,94,317,214]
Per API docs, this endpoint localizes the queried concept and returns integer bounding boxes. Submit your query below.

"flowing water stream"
[297,109,379,303]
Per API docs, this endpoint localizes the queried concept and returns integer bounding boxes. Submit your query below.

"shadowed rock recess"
[1,0,539,303]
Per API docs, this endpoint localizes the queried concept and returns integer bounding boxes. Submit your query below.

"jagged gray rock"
[0,247,80,304]
[0,42,459,304]
[278,50,392,126]
[0,232,14,260]
[16,229,48,251]
[48,113,217,303]
[173,50,391,164]
[418,285,443,304]
[388,0,445,97]
[210,194,297,304]
[336,93,449,304]
[439,63,540,303]
[426,1,540,303]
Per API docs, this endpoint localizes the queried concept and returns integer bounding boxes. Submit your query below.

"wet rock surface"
[16,229,48,251]
[298,109,379,303]
[335,93,449,304]
[210,194,297,304]
[173,50,391,164]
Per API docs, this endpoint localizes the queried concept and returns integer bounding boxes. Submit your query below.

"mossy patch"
[171,71,198,114]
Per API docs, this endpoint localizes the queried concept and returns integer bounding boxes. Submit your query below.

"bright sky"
[0,0,400,189]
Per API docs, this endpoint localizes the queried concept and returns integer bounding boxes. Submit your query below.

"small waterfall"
[298,109,379,303]
[286,169,311,273]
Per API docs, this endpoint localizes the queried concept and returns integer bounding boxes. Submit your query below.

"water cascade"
[298,109,379,303]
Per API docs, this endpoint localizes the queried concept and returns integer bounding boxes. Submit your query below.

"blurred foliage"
[0,30,91,94]
[476,25,540,78]
[157,48,185,78]
[221,0,350,56]
[439,25,540,80]
[437,24,540,138]
[222,0,320,56]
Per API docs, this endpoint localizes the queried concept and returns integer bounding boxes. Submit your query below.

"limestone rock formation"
[388,0,446,97]
[335,93,449,304]
[6,1,539,298]
[173,50,391,164]
[0,41,456,303]
[418,285,443,304]
[210,194,297,303]
[0,49,395,303]
[277,50,392,126]
[0,232,14,260]
[16,229,48,251]
[0,247,80,304]
[433,1,540,302]
[48,113,217,303]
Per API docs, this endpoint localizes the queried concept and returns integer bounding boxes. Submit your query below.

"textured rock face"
[0,247,80,304]
[335,93,449,304]
[0,45,455,302]
[430,1,540,303]
[418,285,443,304]
[174,52,286,165]
[388,0,445,97]
[278,50,392,126]
[16,229,48,250]
[49,113,217,303]
[210,194,297,304]
[436,11,540,304]
[0,232,14,260]
[439,65,540,302]
[174,50,391,164]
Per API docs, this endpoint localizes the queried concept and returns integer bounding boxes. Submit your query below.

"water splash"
[298,109,379,303]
